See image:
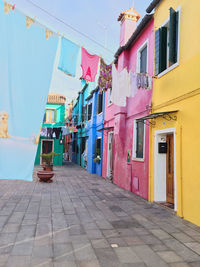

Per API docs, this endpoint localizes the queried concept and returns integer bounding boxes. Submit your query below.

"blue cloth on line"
[58,37,80,77]
[0,2,58,181]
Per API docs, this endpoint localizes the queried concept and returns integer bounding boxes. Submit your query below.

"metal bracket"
[162,114,177,121]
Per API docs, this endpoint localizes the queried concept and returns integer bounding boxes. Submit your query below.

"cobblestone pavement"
[0,164,200,266]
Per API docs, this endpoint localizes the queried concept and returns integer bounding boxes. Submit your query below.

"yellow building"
[142,0,200,226]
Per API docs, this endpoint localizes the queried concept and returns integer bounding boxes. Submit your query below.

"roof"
[85,86,99,101]
[114,14,153,63]
[146,0,163,13]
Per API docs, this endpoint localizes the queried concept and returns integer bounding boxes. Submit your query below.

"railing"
[47,94,66,105]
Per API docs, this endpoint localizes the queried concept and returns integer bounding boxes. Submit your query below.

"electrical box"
[158,142,167,154]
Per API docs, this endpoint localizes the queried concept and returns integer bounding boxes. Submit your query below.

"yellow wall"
[150,0,200,226]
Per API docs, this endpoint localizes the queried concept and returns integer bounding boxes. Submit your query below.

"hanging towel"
[111,64,130,107]
[130,72,138,98]
[98,58,112,91]
[62,126,68,136]
[47,128,53,139]
[58,37,80,77]
[81,47,99,82]
[53,127,62,139]
[40,127,47,137]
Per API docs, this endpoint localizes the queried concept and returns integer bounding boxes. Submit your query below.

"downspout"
[180,125,184,217]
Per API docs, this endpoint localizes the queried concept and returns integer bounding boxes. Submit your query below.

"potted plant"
[94,155,101,164]
[37,152,60,183]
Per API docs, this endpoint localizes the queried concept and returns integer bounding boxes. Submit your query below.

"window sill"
[132,158,145,162]
[97,112,103,116]
[157,62,179,78]
[108,103,113,107]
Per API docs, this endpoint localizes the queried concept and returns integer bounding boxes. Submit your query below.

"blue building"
[71,80,95,168]
[86,87,105,176]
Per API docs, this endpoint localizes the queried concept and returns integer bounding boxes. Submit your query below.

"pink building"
[102,7,154,200]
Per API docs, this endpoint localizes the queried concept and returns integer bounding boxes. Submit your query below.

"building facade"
[35,93,66,166]
[146,0,200,226]
[102,7,154,200]
[86,87,105,176]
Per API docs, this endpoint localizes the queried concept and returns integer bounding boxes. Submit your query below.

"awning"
[136,110,178,125]
[97,126,114,132]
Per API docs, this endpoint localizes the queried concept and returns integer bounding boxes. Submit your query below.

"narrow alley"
[0,165,199,266]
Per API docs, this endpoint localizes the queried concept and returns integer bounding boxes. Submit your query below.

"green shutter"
[169,8,178,66]
[159,27,167,73]
[155,29,160,75]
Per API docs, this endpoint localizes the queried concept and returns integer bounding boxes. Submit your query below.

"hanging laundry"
[58,37,80,77]
[47,128,53,139]
[81,47,99,82]
[130,72,138,98]
[40,127,47,137]
[136,73,152,90]
[111,64,131,107]
[98,58,112,91]
[62,126,68,136]
[53,127,62,139]
[0,1,58,181]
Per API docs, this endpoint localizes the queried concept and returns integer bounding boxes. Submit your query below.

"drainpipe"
[180,125,184,218]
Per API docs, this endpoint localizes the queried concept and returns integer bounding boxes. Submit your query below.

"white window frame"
[137,39,149,74]
[107,88,113,106]
[45,108,56,124]
[132,120,145,161]
[158,6,181,78]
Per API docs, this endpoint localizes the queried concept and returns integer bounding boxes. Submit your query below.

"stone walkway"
[0,164,199,266]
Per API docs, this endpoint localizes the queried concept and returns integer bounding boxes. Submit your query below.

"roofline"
[114,14,153,63]
[146,0,163,13]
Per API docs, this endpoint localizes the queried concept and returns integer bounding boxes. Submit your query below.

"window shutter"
[155,30,160,75]
[96,94,99,114]
[43,112,46,123]
[159,27,167,73]
[54,109,57,123]
[169,8,178,66]
[99,93,103,113]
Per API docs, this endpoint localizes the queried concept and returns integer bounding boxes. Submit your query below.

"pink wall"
[102,19,154,200]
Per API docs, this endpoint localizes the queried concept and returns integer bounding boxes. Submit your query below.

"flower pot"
[37,170,54,183]
[42,164,53,171]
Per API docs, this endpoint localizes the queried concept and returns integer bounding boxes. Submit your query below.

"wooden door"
[166,134,174,204]
[42,141,53,164]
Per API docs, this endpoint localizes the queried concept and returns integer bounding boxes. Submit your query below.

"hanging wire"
[25,0,115,55]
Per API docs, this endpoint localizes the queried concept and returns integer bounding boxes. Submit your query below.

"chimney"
[118,7,141,46]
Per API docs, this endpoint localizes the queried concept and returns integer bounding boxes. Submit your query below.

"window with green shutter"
[154,7,179,75]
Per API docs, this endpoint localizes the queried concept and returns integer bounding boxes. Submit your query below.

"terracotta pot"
[42,164,53,171]
[37,170,54,183]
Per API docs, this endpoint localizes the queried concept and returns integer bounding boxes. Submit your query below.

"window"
[82,105,87,122]
[97,93,103,114]
[95,138,101,158]
[45,109,56,123]
[81,137,86,154]
[132,121,145,159]
[87,103,92,121]
[155,7,180,75]
[108,88,112,106]
[139,45,147,73]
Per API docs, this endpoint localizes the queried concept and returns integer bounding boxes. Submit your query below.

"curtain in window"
[0,3,58,180]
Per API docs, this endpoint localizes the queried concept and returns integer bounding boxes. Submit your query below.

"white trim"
[154,128,177,211]
[132,120,145,160]
[40,139,54,165]
[157,6,181,78]
[137,39,149,74]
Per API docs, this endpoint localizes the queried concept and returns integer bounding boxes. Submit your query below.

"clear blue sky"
[10,0,152,104]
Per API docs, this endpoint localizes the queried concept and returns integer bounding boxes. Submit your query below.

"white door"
[107,132,114,178]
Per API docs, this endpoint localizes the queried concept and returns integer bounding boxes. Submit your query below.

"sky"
[9,0,152,105]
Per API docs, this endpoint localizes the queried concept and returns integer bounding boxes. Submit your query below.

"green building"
[35,93,66,166]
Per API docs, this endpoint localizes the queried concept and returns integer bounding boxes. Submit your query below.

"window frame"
[87,103,92,121]
[45,108,56,124]
[97,92,103,115]
[137,40,149,74]
[132,120,145,161]
[157,6,181,78]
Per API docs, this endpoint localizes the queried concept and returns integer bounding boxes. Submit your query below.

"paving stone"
[172,232,195,243]
[184,242,200,255]
[150,229,172,240]
[91,239,110,249]
[94,247,121,267]
[6,255,31,267]
[157,251,183,263]
[114,247,142,263]
[76,260,101,267]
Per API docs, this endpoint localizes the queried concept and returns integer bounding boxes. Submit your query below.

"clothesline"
[4,0,113,61]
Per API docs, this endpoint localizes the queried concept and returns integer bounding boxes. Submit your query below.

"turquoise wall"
[35,103,65,166]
